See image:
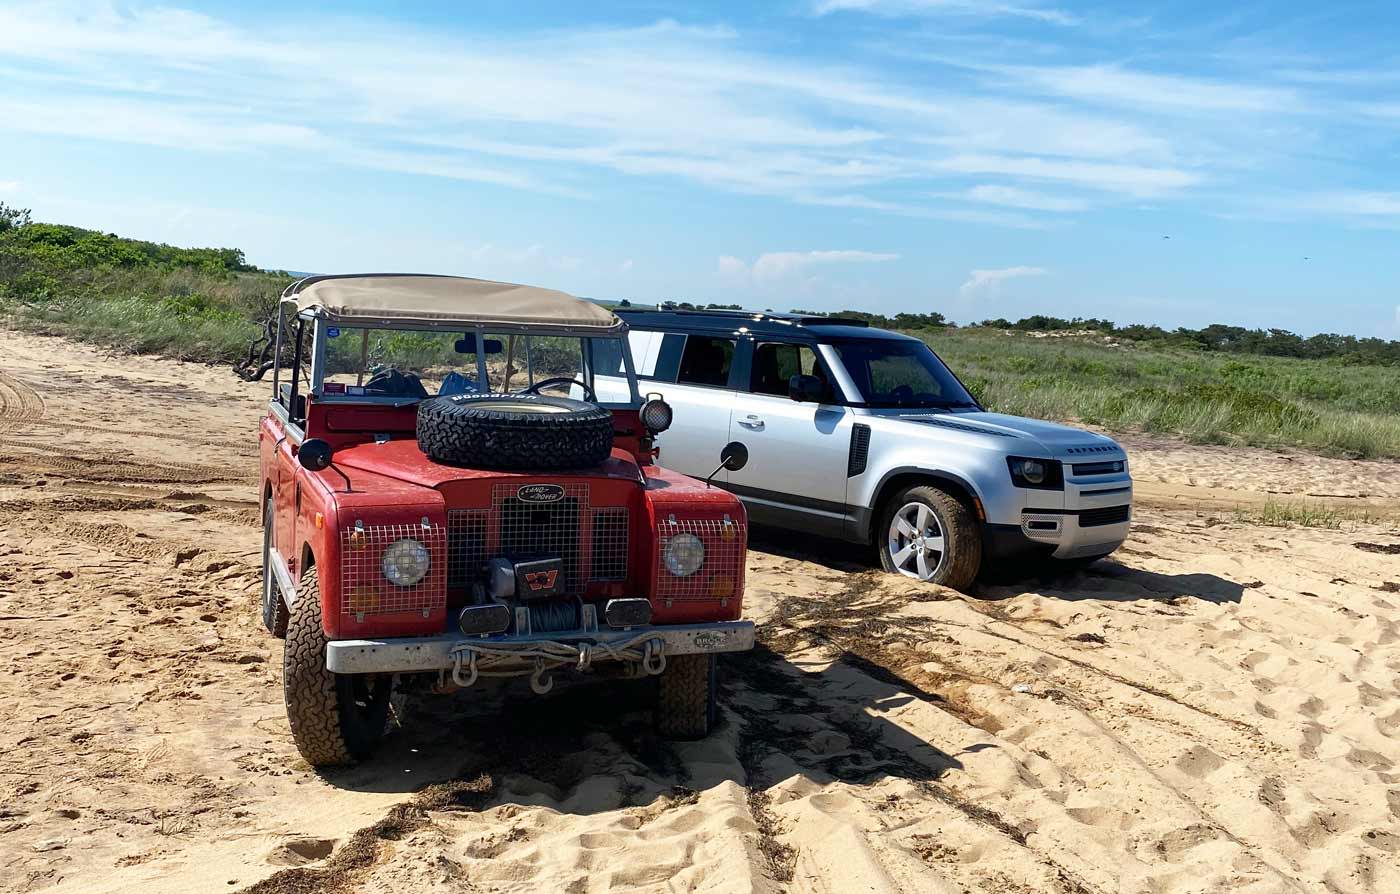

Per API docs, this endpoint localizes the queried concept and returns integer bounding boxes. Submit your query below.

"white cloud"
[1301,191,1400,217]
[1003,64,1299,114]
[718,250,899,282]
[812,1,1077,26]
[0,180,20,192]
[962,184,1088,212]
[959,265,1047,298]
[717,255,750,279]
[935,155,1200,198]
[0,2,1203,220]
[619,259,634,273]
[752,250,900,282]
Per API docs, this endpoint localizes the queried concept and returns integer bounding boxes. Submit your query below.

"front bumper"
[326,620,755,675]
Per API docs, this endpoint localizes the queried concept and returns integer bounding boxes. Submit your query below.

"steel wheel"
[886,501,947,581]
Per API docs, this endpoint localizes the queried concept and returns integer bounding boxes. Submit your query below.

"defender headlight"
[382,538,430,586]
[1007,457,1063,490]
[663,533,705,577]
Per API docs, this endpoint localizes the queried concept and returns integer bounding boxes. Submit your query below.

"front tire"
[878,485,981,592]
[656,654,717,740]
[283,567,394,767]
[261,498,289,637]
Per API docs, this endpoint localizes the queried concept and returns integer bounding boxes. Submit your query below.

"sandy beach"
[1,328,1396,894]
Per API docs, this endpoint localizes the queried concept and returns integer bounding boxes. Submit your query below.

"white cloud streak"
[719,250,901,282]
[0,2,1388,229]
[959,266,1047,298]
[813,0,1077,26]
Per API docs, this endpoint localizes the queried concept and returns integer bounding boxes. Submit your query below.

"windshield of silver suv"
[830,339,979,409]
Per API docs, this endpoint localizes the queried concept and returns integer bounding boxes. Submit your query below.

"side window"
[750,342,830,398]
[650,333,686,382]
[676,335,736,387]
[588,337,625,377]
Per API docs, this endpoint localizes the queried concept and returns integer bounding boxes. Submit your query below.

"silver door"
[649,332,740,480]
[726,340,851,523]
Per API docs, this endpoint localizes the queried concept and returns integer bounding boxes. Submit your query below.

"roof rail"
[620,307,870,328]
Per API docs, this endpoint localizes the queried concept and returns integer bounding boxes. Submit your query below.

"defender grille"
[446,483,629,594]
[1072,460,1124,476]
[1079,505,1130,527]
[339,521,447,618]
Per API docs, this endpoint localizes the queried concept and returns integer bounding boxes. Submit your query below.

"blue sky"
[1,1,1398,337]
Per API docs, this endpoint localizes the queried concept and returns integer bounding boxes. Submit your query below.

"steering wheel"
[524,376,596,402]
[889,384,914,404]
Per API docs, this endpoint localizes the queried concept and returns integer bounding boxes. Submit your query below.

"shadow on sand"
[318,642,961,811]
[748,524,1247,606]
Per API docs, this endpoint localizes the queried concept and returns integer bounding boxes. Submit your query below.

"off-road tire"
[282,567,392,767]
[878,484,982,592]
[416,393,614,470]
[656,653,717,740]
[261,499,289,638]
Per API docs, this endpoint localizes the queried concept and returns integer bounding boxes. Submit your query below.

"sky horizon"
[2,1,1398,338]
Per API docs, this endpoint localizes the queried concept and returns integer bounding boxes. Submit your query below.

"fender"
[853,465,988,543]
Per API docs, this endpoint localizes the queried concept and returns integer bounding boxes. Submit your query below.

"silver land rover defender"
[593,309,1132,591]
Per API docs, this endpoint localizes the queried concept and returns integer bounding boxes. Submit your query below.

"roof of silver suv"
[615,308,917,342]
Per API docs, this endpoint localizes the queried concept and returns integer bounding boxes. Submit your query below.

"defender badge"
[517,483,565,503]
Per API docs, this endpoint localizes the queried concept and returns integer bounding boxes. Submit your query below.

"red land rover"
[258,274,753,767]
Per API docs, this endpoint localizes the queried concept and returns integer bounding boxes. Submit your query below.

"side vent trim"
[848,424,872,477]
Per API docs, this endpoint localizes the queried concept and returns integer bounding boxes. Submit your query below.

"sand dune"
[0,329,1395,893]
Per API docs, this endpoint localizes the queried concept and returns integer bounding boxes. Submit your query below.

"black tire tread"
[261,499,289,638]
[282,567,354,767]
[878,484,982,592]
[416,393,613,470]
[657,653,716,740]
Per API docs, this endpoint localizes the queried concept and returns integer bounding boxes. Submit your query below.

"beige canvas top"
[284,274,624,333]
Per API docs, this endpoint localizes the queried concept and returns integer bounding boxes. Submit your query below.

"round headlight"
[663,532,705,577]
[640,397,673,434]
[382,538,430,587]
[1020,460,1046,485]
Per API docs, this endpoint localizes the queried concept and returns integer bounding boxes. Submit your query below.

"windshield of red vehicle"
[830,339,978,409]
[319,327,603,400]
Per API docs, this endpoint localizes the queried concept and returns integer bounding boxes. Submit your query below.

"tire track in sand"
[0,370,45,425]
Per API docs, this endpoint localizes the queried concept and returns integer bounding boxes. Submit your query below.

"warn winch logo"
[517,484,565,503]
[524,569,559,591]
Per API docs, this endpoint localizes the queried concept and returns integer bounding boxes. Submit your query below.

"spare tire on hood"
[416,393,614,470]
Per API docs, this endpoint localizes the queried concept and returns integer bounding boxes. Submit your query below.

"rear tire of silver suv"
[877,484,981,592]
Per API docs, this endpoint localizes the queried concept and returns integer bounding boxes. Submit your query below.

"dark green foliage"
[972,316,1400,366]
[0,211,291,362]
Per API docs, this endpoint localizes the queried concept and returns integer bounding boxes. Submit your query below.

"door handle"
[738,414,765,430]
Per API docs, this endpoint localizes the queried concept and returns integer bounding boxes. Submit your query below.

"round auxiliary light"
[1020,460,1047,485]
[640,396,674,434]
[382,538,431,587]
[663,533,705,578]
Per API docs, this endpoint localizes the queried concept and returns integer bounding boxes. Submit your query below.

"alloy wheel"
[886,501,948,581]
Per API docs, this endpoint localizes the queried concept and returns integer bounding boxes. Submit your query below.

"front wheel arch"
[867,469,983,545]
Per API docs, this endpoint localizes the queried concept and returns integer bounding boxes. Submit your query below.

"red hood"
[332,438,644,490]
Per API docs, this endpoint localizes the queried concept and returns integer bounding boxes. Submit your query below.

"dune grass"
[922,329,1400,459]
[3,210,1397,459]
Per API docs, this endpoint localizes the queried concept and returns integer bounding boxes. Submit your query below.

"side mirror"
[454,334,505,355]
[720,441,749,472]
[297,438,334,471]
[788,374,826,403]
[704,441,748,488]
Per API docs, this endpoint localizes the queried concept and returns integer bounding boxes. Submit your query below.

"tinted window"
[589,337,624,376]
[652,333,686,382]
[750,342,831,398]
[831,340,976,409]
[676,335,735,387]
